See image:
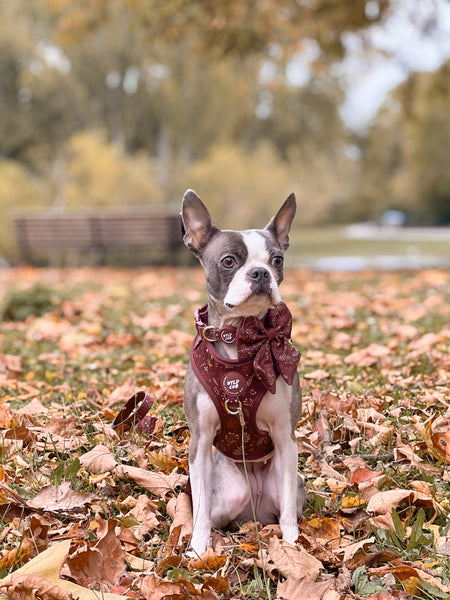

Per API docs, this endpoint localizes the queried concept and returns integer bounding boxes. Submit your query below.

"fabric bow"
[236,302,301,394]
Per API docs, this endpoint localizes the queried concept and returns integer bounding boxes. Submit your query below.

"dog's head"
[181,190,296,318]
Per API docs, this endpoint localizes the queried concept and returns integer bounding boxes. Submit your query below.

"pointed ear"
[181,189,219,256]
[264,193,296,251]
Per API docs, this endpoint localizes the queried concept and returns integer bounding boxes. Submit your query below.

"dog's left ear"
[265,193,296,251]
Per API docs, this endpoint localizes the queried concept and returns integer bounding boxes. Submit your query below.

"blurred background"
[1,0,449,268]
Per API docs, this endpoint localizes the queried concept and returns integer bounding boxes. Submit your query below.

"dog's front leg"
[188,429,215,556]
[185,386,220,557]
[275,436,300,543]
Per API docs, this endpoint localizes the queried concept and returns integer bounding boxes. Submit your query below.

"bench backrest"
[14,213,182,249]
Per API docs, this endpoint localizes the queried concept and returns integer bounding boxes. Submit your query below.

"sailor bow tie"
[236,302,300,394]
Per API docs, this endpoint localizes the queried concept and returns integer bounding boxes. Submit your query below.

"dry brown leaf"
[304,369,330,380]
[79,445,118,474]
[114,465,187,496]
[44,415,84,438]
[124,552,154,572]
[107,382,140,407]
[301,517,341,549]
[27,481,96,512]
[370,563,450,594]
[366,489,432,515]
[0,538,34,571]
[0,573,73,600]
[16,398,49,415]
[349,467,382,486]
[0,354,23,379]
[296,534,342,568]
[0,541,124,600]
[64,519,126,590]
[0,401,14,429]
[202,576,229,597]
[345,343,392,367]
[312,388,358,416]
[189,547,227,571]
[409,332,441,353]
[276,576,332,600]
[340,536,375,563]
[140,573,195,600]
[167,492,193,544]
[130,494,160,533]
[264,536,323,581]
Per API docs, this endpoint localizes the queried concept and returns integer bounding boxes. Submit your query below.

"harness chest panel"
[190,337,274,461]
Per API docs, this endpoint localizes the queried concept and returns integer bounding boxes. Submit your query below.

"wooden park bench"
[13,210,185,266]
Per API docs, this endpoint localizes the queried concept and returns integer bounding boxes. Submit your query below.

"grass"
[0,266,449,598]
[288,225,450,264]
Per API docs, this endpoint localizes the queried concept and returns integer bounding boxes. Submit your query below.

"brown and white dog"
[181,189,305,556]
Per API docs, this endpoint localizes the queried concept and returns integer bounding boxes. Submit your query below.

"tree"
[47,0,389,59]
[355,60,450,224]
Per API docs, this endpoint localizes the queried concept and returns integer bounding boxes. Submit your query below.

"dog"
[181,189,305,556]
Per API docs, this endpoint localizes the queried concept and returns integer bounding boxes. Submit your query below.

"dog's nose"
[248,267,270,283]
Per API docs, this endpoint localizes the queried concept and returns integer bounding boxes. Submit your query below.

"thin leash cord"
[238,407,272,600]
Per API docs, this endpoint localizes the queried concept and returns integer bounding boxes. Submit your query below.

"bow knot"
[236,303,300,394]
[266,327,279,342]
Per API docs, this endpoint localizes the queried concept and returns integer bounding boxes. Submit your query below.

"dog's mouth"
[224,288,279,312]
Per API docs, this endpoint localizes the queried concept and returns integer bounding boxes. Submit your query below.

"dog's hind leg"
[210,451,250,528]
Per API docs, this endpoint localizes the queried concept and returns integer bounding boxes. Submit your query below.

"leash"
[237,403,272,598]
[112,390,156,434]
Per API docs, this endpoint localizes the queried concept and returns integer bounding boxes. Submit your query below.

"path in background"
[289,225,450,271]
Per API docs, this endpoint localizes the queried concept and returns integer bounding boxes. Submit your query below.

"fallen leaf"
[140,573,197,600]
[65,518,127,590]
[305,369,330,380]
[0,538,34,570]
[265,536,323,581]
[340,537,375,563]
[366,489,432,515]
[301,517,341,549]
[0,541,124,600]
[27,482,96,512]
[114,465,187,496]
[0,573,73,600]
[79,445,118,473]
[276,576,332,600]
[189,547,227,571]
[167,492,193,544]
[130,494,160,533]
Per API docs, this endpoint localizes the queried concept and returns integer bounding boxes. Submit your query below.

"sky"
[338,0,450,130]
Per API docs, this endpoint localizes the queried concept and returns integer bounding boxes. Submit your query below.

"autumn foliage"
[0,266,449,599]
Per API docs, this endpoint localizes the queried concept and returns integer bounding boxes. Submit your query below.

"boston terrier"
[181,189,305,556]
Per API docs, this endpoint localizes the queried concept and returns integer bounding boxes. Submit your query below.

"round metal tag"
[222,371,247,396]
[220,327,236,344]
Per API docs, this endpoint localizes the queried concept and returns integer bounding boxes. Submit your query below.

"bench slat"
[14,212,183,264]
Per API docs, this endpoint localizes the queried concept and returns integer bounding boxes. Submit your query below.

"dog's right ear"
[181,190,219,256]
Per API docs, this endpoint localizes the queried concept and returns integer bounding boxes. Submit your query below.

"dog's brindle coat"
[181,190,305,556]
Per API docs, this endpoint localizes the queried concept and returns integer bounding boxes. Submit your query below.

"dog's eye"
[221,256,236,268]
[272,256,283,268]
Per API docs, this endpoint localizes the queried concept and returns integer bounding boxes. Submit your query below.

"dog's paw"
[281,525,300,545]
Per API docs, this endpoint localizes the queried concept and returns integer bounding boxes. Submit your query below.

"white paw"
[186,543,207,558]
[281,524,299,545]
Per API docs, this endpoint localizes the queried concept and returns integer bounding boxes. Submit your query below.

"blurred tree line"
[0,0,448,257]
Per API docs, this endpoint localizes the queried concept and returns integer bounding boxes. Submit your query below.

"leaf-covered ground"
[0,266,449,600]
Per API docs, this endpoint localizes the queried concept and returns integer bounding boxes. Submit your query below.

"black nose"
[248,267,270,283]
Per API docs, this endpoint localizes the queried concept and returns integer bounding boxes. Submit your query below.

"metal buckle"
[202,325,217,342]
[224,399,242,415]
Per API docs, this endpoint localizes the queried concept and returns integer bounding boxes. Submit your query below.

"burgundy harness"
[190,303,300,462]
